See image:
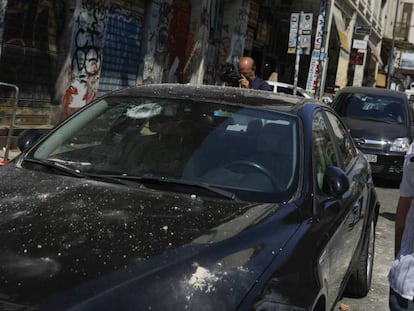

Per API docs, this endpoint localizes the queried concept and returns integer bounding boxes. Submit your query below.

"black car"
[0,84,379,310]
[331,86,414,180]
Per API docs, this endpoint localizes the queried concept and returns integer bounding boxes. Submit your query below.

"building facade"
[382,0,414,90]
[0,0,388,144]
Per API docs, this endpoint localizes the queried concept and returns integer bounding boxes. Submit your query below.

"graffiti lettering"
[64,2,108,117]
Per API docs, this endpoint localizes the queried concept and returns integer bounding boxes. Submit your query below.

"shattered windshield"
[26,96,300,202]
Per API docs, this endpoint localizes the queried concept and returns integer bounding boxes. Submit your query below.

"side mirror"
[16,129,42,152]
[323,166,350,197]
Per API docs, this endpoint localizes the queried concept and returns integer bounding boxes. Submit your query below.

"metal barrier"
[0,82,19,164]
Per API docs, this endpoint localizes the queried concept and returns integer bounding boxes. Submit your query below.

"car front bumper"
[361,151,404,179]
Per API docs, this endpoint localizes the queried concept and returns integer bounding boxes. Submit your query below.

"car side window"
[312,111,339,192]
[325,111,356,169]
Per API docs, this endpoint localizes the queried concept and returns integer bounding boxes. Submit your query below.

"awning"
[368,40,384,66]
[333,6,350,52]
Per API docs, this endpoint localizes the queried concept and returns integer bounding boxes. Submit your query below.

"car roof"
[108,83,318,113]
[335,86,407,99]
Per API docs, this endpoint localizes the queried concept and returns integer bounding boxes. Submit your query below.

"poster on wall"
[350,51,364,65]
[306,0,327,94]
[288,13,299,54]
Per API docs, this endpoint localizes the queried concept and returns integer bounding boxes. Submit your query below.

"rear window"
[334,92,406,124]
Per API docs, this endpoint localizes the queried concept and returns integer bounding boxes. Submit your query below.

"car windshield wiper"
[99,174,237,200]
[21,158,85,178]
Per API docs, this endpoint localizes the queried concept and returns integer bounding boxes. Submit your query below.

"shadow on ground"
[373,177,400,189]
[380,212,395,222]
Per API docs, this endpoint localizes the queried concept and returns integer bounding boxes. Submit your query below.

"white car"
[266,81,312,98]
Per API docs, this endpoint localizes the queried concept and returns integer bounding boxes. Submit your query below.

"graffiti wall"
[142,0,173,84]
[218,0,249,68]
[0,0,227,121]
[185,0,209,85]
[166,0,190,83]
[62,0,108,117]
[98,4,144,95]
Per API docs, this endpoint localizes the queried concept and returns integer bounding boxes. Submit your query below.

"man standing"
[388,142,414,310]
[238,56,272,91]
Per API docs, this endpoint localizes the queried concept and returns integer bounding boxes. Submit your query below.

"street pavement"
[336,177,400,310]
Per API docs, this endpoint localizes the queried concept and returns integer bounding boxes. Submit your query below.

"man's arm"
[395,196,412,257]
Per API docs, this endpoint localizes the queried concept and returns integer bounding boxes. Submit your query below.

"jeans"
[390,288,414,311]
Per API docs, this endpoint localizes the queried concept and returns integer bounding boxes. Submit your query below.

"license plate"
[364,154,377,163]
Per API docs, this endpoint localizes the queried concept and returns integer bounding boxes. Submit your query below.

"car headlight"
[389,137,410,152]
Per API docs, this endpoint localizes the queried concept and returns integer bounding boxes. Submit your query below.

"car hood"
[343,118,409,140]
[0,166,301,310]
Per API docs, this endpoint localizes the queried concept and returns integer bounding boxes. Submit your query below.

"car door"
[324,109,368,239]
[311,109,365,307]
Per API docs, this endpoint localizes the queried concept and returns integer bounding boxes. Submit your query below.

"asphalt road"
[336,177,400,311]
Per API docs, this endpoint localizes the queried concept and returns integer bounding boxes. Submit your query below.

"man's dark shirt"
[250,77,272,91]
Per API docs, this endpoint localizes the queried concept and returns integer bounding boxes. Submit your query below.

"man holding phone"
[238,56,272,91]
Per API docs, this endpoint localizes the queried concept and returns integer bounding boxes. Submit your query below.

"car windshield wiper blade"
[102,174,237,200]
[22,158,85,178]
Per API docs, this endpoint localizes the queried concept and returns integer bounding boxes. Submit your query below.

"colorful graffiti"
[63,0,107,117]
[98,4,144,95]
[142,0,172,84]
[219,0,248,67]
[166,0,190,83]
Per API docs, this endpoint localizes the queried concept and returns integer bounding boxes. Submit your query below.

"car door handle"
[352,201,361,211]
[349,200,362,229]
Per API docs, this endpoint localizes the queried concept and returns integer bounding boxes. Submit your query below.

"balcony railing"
[395,22,409,40]
[348,0,383,37]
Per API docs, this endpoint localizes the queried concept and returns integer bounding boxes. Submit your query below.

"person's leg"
[390,288,414,311]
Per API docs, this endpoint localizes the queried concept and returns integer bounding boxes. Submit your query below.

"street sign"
[350,51,365,65]
[306,0,327,94]
[288,13,300,54]
[355,24,371,35]
[301,13,313,55]
[353,39,367,50]
[301,13,313,35]
[288,12,312,55]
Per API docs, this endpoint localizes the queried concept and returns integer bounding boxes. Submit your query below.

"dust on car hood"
[0,166,300,310]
